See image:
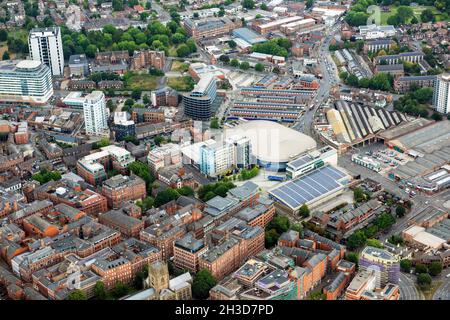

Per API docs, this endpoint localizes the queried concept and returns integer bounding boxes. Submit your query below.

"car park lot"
[350,143,413,175]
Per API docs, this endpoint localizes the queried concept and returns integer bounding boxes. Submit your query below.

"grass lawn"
[124,73,159,90]
[168,46,178,57]
[380,5,445,25]
[0,42,16,60]
[167,76,195,92]
[418,280,442,300]
[171,60,190,72]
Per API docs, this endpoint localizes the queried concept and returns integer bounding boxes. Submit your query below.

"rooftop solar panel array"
[269,166,348,210]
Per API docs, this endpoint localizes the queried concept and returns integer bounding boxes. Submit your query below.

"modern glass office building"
[0,60,53,105]
[183,74,217,120]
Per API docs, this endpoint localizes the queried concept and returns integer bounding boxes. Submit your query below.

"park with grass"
[123,72,159,91]
[171,60,190,73]
[380,5,446,25]
[168,76,195,91]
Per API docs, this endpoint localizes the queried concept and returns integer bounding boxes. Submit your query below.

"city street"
[294,21,342,136]
[399,273,424,300]
[433,276,450,300]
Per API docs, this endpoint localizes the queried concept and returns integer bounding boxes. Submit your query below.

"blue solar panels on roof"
[269,166,348,210]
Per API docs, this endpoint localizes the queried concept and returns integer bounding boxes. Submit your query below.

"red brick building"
[101,174,146,209]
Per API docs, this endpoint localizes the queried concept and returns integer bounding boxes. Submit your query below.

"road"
[433,273,450,300]
[293,21,342,136]
[399,273,424,300]
[152,2,171,23]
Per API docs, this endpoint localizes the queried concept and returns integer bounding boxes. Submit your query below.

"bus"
[268,176,285,182]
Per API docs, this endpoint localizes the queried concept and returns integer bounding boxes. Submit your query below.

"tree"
[210,117,219,129]
[93,137,111,149]
[255,63,264,72]
[154,188,180,207]
[242,0,255,9]
[265,228,279,248]
[239,61,250,70]
[252,39,288,58]
[267,215,290,234]
[420,9,435,23]
[388,234,404,246]
[396,6,414,24]
[112,282,130,299]
[143,94,150,105]
[219,55,230,64]
[2,51,10,60]
[32,169,62,184]
[230,59,239,68]
[228,40,237,49]
[367,239,383,249]
[177,186,195,197]
[131,89,142,100]
[112,0,124,11]
[353,187,366,203]
[431,113,443,121]
[0,29,7,42]
[136,196,154,212]
[415,263,428,274]
[347,230,367,250]
[428,262,443,277]
[375,213,396,230]
[67,289,87,300]
[346,74,359,87]
[345,252,359,266]
[171,33,185,44]
[290,223,303,234]
[400,259,412,273]
[308,291,326,300]
[306,0,314,8]
[298,204,310,218]
[129,161,154,189]
[417,273,432,289]
[186,38,197,53]
[94,281,107,300]
[395,205,406,218]
[153,135,165,146]
[176,44,191,57]
[192,269,217,299]
[260,3,268,10]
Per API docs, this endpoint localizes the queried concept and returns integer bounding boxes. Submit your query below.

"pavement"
[293,21,342,136]
[399,273,424,300]
[433,273,450,300]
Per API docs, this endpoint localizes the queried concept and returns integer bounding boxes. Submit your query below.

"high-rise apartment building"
[29,27,65,76]
[433,73,450,114]
[226,136,253,169]
[199,140,235,177]
[183,74,217,120]
[83,91,108,135]
[0,60,53,105]
[359,246,400,288]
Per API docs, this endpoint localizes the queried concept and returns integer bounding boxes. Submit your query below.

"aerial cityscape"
[0,0,449,303]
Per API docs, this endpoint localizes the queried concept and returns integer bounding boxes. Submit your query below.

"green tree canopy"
[94,281,107,300]
[255,63,264,72]
[428,261,443,276]
[400,259,412,273]
[67,289,87,300]
[298,204,310,218]
[395,206,406,217]
[417,273,432,289]
[192,269,217,299]
[415,263,428,274]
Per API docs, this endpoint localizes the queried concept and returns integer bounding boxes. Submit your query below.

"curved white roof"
[225,120,317,163]
[16,60,42,69]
